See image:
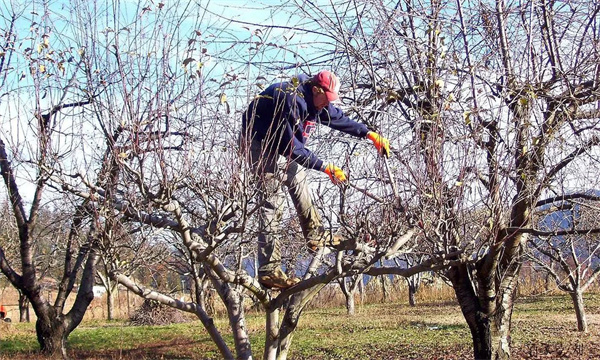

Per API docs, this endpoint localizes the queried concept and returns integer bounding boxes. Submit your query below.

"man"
[241,70,390,289]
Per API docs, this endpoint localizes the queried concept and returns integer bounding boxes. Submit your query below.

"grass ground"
[1,293,599,359]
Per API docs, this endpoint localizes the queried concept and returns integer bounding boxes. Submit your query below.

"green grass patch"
[0,322,39,353]
[70,322,198,351]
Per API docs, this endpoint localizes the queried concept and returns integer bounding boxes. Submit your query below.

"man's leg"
[283,161,343,251]
[249,139,284,276]
[283,161,323,240]
[247,140,300,288]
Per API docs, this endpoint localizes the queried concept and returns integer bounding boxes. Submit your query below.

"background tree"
[0,4,102,354]
[338,273,363,315]
[527,197,600,332]
[394,255,429,307]
[96,222,169,321]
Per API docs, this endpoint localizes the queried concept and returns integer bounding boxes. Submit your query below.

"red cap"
[313,70,340,102]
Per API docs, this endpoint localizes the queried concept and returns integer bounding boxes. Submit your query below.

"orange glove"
[324,164,347,185]
[367,131,390,157]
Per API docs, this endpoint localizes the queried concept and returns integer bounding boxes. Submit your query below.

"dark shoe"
[258,268,300,289]
[306,230,344,252]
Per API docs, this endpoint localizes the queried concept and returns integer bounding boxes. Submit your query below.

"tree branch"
[536,193,600,208]
[0,245,22,287]
[539,135,600,194]
[113,271,233,359]
[0,138,27,228]
[508,227,600,237]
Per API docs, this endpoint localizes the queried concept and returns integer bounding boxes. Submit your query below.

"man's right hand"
[367,131,390,157]
[324,164,347,185]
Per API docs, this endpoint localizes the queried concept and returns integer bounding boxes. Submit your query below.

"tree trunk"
[408,283,417,307]
[346,292,355,316]
[277,283,328,360]
[199,276,211,315]
[263,307,279,360]
[277,308,298,360]
[18,290,30,322]
[358,275,365,304]
[277,296,304,360]
[106,284,114,321]
[381,275,389,302]
[35,309,69,358]
[448,264,492,360]
[569,289,588,332]
[208,269,252,360]
[490,293,514,360]
[226,289,251,360]
[340,278,356,316]
[105,281,119,321]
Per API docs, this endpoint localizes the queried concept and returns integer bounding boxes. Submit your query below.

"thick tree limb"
[0,138,27,229]
[366,250,464,277]
[113,271,233,359]
[0,246,22,287]
[384,229,416,259]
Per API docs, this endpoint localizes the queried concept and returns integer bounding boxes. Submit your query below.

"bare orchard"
[1,1,600,360]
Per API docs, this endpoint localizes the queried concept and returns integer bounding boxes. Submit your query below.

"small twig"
[347,182,385,203]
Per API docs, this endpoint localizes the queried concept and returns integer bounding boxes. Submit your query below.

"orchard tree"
[96,222,169,321]
[0,4,104,355]
[286,0,600,358]
[394,255,429,307]
[34,2,440,360]
[338,273,363,315]
[527,197,600,332]
[0,0,185,354]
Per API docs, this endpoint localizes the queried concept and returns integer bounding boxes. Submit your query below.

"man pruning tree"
[241,70,390,289]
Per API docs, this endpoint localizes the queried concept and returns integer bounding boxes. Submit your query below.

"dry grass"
[2,282,600,359]
[0,321,16,336]
[2,294,599,359]
[0,285,147,323]
[7,274,558,323]
[306,276,456,311]
[2,277,599,359]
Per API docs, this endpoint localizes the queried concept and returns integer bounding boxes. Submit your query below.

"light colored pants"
[243,138,322,275]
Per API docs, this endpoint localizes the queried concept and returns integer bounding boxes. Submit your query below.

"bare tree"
[338,273,363,315]
[96,223,168,320]
[446,1,600,357]
[1,141,99,359]
[285,1,600,359]
[527,198,600,332]
[0,6,101,354]
[394,255,429,307]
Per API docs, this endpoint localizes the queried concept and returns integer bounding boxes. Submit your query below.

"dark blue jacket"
[242,74,369,171]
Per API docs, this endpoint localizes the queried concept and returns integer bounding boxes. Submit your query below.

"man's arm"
[318,104,370,138]
[320,104,390,157]
[276,92,325,171]
[279,121,325,170]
